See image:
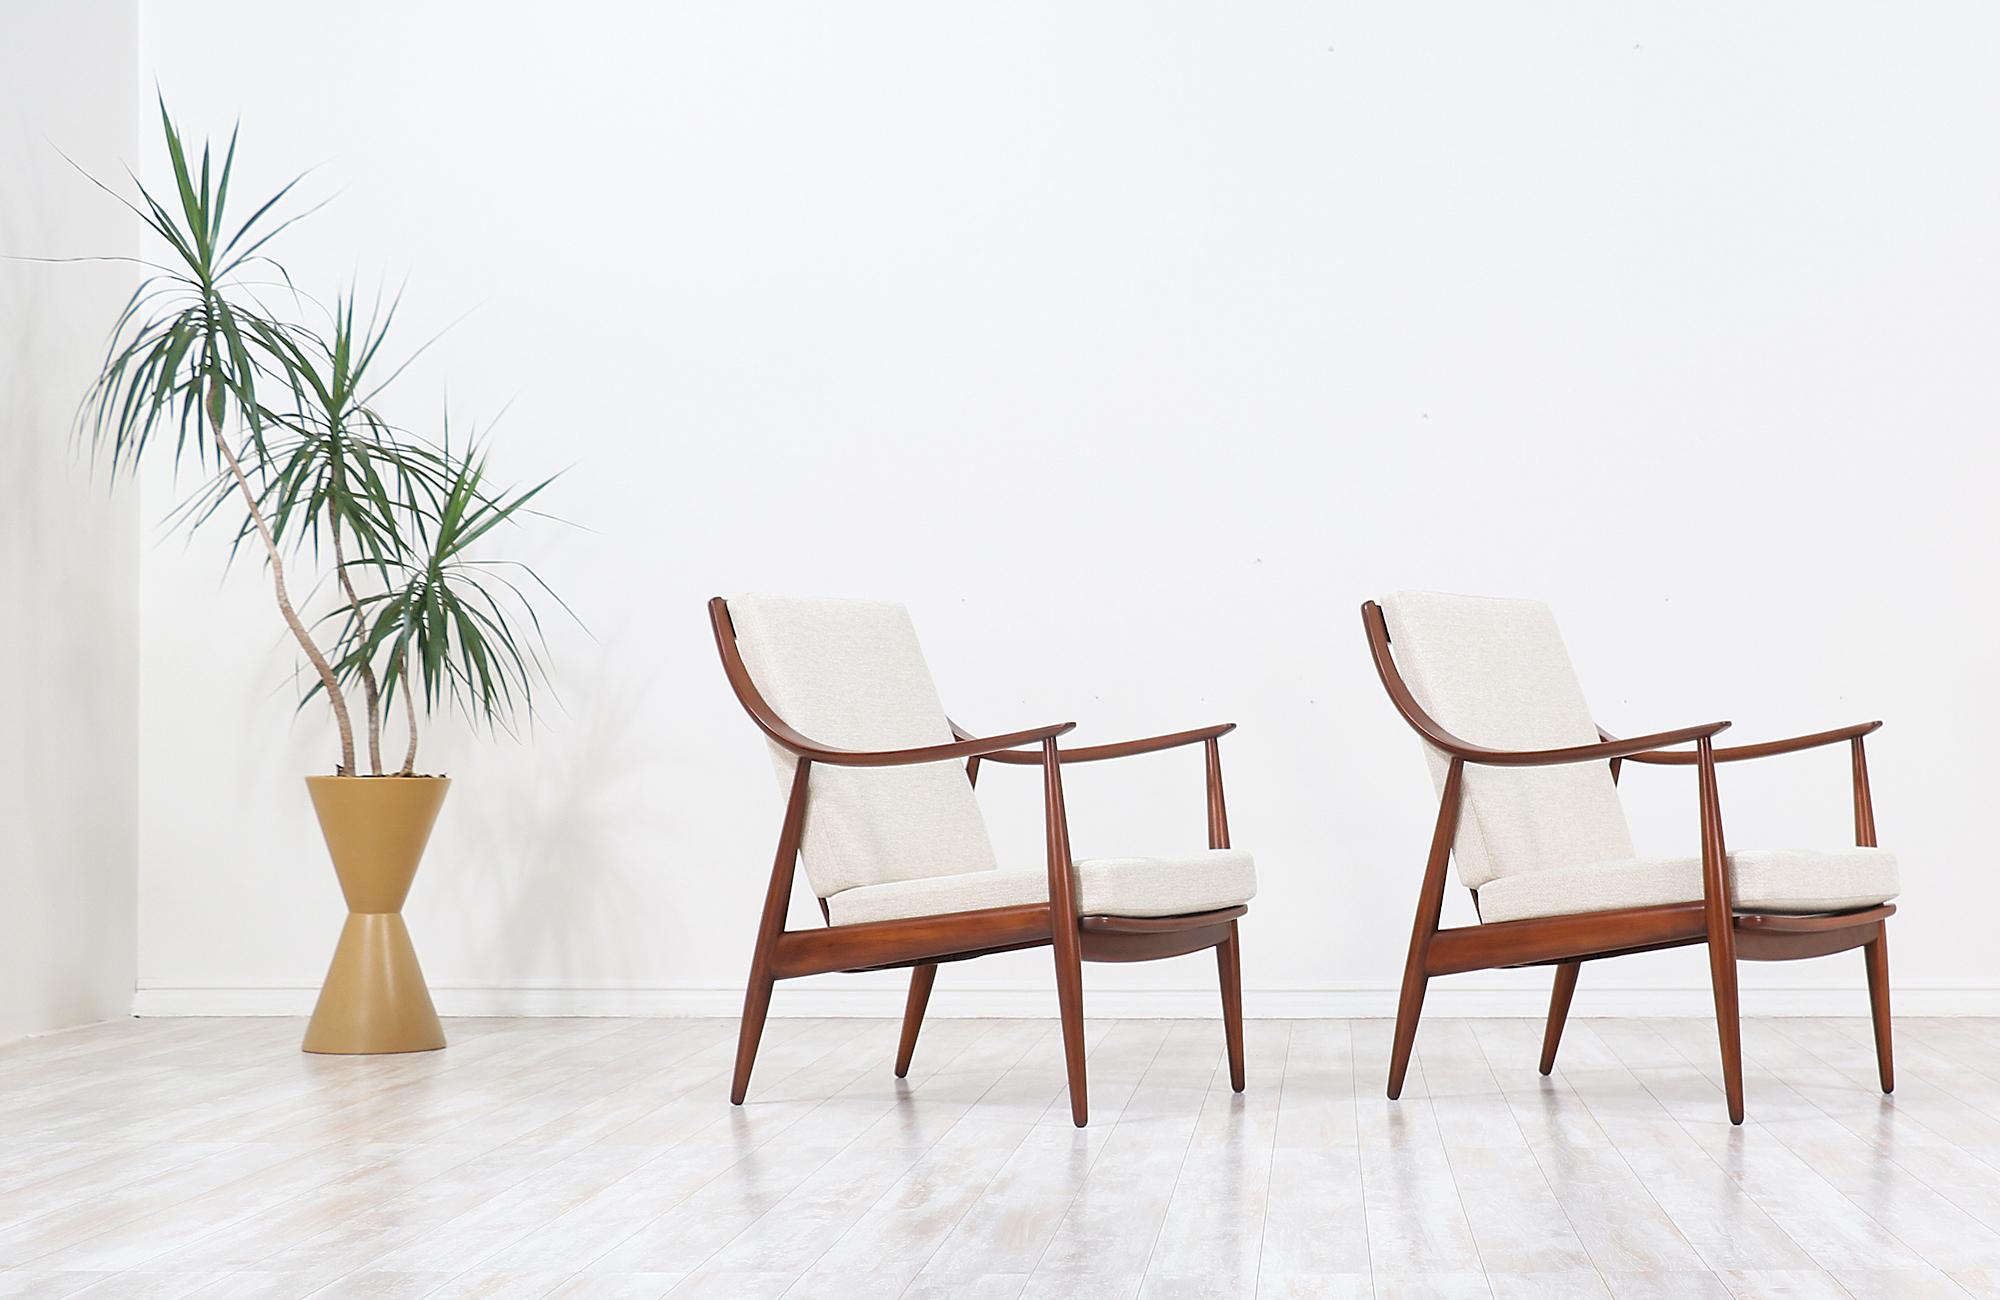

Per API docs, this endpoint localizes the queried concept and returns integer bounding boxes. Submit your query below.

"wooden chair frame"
[711,596,1249,1127]
[1362,601,1894,1124]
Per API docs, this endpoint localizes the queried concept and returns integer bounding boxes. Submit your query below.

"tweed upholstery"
[728,595,999,898]
[1379,591,1634,890]
[825,849,1258,926]
[1477,848,1900,923]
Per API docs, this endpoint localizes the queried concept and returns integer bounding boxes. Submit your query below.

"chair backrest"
[723,594,999,899]
[1377,591,1634,891]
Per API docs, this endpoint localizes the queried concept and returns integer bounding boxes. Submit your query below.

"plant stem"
[398,642,419,775]
[328,507,383,774]
[207,375,357,774]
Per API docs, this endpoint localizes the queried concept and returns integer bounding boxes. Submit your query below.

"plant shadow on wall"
[58,99,577,1055]
[439,640,673,1007]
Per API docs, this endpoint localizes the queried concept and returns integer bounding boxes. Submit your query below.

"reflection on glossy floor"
[2,1016,1998,1299]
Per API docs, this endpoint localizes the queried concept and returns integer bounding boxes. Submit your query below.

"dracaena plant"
[77,99,564,775]
[331,436,559,775]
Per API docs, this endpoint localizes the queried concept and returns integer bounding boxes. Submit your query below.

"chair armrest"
[768,720,1078,768]
[958,721,1236,765]
[1448,721,1733,768]
[1609,720,1881,765]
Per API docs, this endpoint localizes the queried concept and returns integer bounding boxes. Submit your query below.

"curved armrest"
[762,718,1077,768]
[1611,720,1881,765]
[1450,721,1732,768]
[959,721,1237,765]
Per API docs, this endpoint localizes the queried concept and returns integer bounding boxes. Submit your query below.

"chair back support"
[725,595,1000,898]
[1378,591,1634,890]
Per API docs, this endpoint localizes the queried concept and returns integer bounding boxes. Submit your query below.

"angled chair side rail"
[710,596,1255,1127]
[1360,597,1897,1125]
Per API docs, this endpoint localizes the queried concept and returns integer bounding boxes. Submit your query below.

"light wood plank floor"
[2,1016,1998,1299]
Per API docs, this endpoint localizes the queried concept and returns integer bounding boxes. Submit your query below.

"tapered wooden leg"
[1041,736,1089,1128]
[1865,927,1894,1094]
[1390,759,1460,1102]
[1052,934,1088,1126]
[1707,943,1744,1124]
[1217,922,1245,1093]
[1696,738,1745,1125]
[730,970,774,1106]
[896,964,938,1079]
[1539,960,1581,1076]
[733,758,810,1108]
[1388,965,1427,1101]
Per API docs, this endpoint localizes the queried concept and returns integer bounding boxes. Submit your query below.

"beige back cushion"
[1380,591,1634,891]
[727,595,1000,898]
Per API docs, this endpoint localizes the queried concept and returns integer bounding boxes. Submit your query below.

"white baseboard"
[130,983,2000,1019]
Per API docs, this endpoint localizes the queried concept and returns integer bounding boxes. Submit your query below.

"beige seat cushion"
[824,849,1256,926]
[1475,848,1899,924]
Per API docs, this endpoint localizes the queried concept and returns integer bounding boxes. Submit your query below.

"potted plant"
[75,101,566,1054]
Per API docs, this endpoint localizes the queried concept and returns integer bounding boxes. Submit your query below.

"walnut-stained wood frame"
[711,597,1249,1127]
[1362,601,1894,1124]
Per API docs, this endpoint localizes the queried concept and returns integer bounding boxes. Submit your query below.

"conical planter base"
[302,775,450,1055]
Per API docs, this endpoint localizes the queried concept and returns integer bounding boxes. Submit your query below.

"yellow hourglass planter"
[302,775,450,1055]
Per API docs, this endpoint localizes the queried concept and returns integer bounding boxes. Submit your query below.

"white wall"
[0,1,141,1040]
[132,2,2000,1018]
